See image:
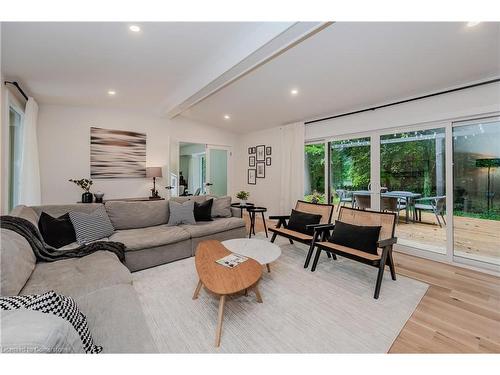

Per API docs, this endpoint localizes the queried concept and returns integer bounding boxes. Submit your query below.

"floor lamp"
[475,158,500,212]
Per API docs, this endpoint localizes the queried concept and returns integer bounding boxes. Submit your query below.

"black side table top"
[230,202,255,208]
[247,206,267,212]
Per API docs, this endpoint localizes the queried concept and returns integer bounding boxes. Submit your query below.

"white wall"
[234,127,283,215]
[306,82,500,140]
[37,104,237,204]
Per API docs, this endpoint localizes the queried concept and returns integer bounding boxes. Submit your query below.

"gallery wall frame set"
[247,143,271,184]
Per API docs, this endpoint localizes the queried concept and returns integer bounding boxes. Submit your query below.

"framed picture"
[266,146,272,155]
[256,145,265,161]
[266,157,271,166]
[249,156,256,167]
[248,169,256,185]
[248,147,254,154]
[256,162,265,178]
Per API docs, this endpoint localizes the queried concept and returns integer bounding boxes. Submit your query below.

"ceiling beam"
[166,21,332,119]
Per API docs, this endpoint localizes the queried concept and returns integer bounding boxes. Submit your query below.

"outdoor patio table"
[352,190,422,223]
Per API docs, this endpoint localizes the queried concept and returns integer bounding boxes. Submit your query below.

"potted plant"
[69,178,94,203]
[310,190,323,204]
[236,191,250,205]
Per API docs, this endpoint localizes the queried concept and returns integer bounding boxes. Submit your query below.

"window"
[304,143,325,203]
[8,106,23,212]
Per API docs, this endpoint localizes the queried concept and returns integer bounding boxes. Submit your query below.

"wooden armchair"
[309,207,397,299]
[269,200,335,266]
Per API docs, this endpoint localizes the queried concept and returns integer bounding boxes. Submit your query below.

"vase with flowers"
[236,191,250,206]
[69,178,94,203]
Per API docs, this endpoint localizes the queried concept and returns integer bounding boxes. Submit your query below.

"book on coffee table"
[216,254,248,268]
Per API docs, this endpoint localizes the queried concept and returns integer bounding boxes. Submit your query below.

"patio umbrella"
[475,158,500,211]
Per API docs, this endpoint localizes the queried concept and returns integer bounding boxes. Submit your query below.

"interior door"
[206,145,230,197]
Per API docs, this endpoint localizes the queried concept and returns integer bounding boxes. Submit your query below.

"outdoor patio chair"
[381,196,401,222]
[335,189,353,211]
[354,194,371,210]
[414,195,446,227]
[269,200,335,267]
[308,207,398,299]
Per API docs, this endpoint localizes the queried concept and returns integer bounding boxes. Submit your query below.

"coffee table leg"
[266,264,271,273]
[254,283,263,303]
[192,279,203,300]
[215,295,226,347]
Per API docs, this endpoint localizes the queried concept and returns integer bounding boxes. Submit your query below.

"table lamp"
[146,167,162,199]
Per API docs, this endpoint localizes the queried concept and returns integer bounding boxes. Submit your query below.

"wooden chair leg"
[289,238,294,245]
[270,232,278,243]
[326,251,332,259]
[387,250,396,280]
[311,247,322,272]
[261,212,268,237]
[374,249,389,299]
[304,242,316,268]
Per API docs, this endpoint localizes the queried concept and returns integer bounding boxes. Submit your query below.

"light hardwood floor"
[243,214,500,353]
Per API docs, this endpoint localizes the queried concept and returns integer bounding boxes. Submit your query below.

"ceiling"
[2,22,499,132]
[183,22,500,132]
[1,22,292,112]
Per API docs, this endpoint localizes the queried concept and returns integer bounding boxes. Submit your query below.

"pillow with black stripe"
[69,206,114,245]
[38,212,76,248]
[0,291,102,353]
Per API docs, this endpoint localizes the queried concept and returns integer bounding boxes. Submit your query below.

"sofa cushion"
[210,196,232,218]
[38,212,77,249]
[109,224,191,251]
[74,284,157,353]
[0,229,36,296]
[0,309,85,353]
[180,217,245,238]
[194,199,213,222]
[170,196,207,204]
[167,200,196,226]
[21,251,132,298]
[104,200,169,230]
[30,203,104,218]
[69,206,115,244]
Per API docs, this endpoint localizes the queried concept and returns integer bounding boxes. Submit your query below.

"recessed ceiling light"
[466,22,481,28]
[290,89,299,95]
[108,90,116,96]
[223,114,230,120]
[129,25,141,32]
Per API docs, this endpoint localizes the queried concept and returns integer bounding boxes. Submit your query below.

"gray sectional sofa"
[0,196,246,353]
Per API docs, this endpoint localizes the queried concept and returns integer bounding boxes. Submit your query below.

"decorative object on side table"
[94,191,104,203]
[69,178,93,203]
[146,167,162,199]
[236,191,250,205]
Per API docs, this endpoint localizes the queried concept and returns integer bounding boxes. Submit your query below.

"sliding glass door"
[380,128,447,254]
[304,143,326,203]
[452,118,500,266]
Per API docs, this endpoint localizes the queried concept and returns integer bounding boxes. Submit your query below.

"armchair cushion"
[329,220,381,255]
[286,209,322,236]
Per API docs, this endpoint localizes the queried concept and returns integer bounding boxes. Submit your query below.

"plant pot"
[81,192,93,203]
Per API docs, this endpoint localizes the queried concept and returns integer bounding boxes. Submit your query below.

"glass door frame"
[304,140,329,202]
[205,144,232,197]
[321,112,500,275]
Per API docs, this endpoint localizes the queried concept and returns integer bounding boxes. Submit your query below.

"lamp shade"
[146,167,162,178]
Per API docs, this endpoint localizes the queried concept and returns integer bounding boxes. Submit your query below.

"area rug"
[132,234,428,353]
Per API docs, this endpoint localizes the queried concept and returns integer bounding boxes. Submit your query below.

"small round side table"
[246,206,268,238]
[230,202,254,218]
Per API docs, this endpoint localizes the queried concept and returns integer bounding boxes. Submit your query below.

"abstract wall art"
[90,127,146,179]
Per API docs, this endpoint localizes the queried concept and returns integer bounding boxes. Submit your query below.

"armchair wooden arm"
[377,237,397,248]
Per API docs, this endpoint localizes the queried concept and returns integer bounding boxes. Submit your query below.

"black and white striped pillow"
[69,206,114,244]
[0,291,102,353]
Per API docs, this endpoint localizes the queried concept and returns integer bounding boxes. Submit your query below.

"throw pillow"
[69,206,114,245]
[38,212,76,248]
[211,196,232,218]
[167,200,196,225]
[286,209,322,236]
[329,220,381,255]
[0,291,102,353]
[194,199,214,222]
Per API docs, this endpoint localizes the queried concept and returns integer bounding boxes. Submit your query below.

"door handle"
[165,186,174,190]
[206,182,213,186]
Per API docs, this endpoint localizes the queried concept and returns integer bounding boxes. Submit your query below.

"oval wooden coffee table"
[193,240,263,347]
